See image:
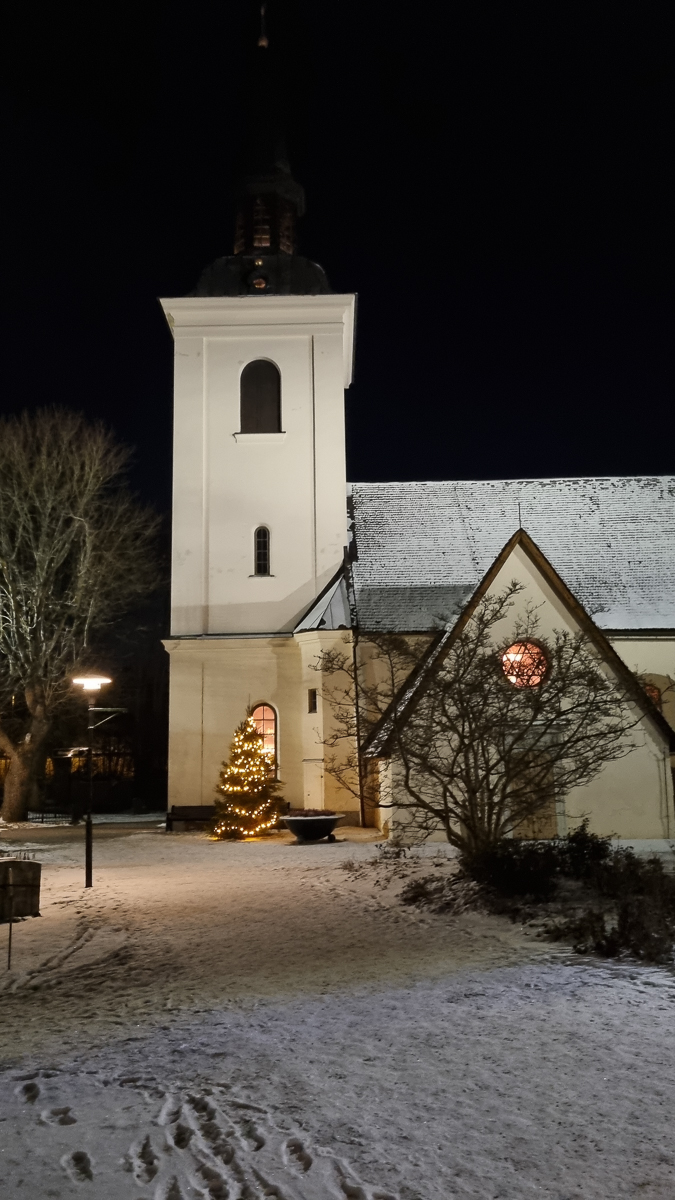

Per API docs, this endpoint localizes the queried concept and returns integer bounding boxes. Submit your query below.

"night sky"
[2,2,673,515]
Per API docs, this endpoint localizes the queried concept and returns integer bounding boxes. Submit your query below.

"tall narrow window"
[240,360,281,433]
[252,704,276,765]
[255,526,270,576]
[308,688,318,713]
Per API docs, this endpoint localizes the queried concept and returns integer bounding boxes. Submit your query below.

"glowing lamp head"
[73,675,112,693]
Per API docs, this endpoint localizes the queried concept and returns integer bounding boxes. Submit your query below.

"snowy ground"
[0,825,674,1199]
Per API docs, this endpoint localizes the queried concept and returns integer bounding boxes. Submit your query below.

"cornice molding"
[159,294,356,384]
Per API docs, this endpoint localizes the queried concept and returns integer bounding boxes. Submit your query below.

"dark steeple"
[232,11,305,259]
[193,7,331,298]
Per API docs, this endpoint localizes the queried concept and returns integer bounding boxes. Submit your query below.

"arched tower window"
[252,704,276,765]
[240,360,281,433]
[255,526,270,576]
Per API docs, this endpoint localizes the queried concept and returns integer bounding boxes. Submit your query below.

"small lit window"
[502,641,548,688]
[252,704,276,763]
[255,527,270,576]
[308,688,318,713]
[644,682,662,709]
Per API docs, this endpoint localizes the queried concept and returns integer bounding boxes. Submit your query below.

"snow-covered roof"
[351,477,675,631]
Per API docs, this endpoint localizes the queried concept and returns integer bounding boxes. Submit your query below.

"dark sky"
[2,1,673,513]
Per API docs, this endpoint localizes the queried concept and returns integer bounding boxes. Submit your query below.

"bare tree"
[316,585,652,857]
[0,409,160,820]
[313,629,418,816]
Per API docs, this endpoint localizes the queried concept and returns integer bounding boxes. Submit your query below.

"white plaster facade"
[373,539,674,844]
[488,545,674,841]
[161,293,359,817]
[161,295,355,636]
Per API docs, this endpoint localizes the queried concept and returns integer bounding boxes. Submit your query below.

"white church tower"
[161,33,357,817]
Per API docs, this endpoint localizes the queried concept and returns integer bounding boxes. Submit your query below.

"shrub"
[400,873,486,915]
[548,908,615,956]
[400,877,441,907]
[463,839,561,900]
[593,847,675,903]
[616,895,675,962]
[549,896,675,964]
[460,822,675,963]
[558,820,613,880]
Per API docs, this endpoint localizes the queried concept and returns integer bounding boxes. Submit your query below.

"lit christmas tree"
[213,711,284,839]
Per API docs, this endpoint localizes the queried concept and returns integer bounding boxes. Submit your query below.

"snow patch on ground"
[0,833,674,1198]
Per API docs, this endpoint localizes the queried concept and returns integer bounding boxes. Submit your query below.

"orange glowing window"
[252,704,276,760]
[502,642,548,688]
[644,682,662,709]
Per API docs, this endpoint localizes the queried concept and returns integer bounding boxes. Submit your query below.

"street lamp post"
[72,676,113,889]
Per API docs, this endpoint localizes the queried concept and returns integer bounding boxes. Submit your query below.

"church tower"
[161,26,357,815]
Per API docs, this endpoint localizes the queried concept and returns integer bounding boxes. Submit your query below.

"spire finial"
[258,4,269,48]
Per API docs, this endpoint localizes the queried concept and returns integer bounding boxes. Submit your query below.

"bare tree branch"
[315,585,648,856]
[0,408,160,819]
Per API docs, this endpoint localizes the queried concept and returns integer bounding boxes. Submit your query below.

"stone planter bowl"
[282,814,345,843]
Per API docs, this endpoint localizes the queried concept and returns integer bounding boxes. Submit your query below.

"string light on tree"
[213,711,284,839]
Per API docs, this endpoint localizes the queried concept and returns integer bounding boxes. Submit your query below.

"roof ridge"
[350,475,675,487]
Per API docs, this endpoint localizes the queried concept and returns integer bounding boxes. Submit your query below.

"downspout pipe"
[345,550,366,828]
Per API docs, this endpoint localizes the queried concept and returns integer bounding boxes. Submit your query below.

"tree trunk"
[0,718,51,822]
[2,748,34,822]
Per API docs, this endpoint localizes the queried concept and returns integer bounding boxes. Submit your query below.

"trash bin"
[0,859,41,921]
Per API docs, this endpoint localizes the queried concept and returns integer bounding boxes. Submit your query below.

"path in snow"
[0,832,538,1062]
[0,831,674,1198]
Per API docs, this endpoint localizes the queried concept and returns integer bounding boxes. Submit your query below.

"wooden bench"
[166,805,216,832]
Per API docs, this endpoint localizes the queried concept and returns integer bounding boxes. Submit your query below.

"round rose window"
[501,641,548,688]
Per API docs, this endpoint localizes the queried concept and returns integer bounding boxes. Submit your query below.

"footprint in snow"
[179,1095,235,1163]
[333,1163,399,1200]
[196,1159,230,1198]
[284,1136,312,1172]
[61,1150,93,1182]
[162,1179,185,1200]
[149,1088,398,1200]
[250,1164,295,1199]
[339,1184,368,1200]
[41,1106,77,1126]
[157,1093,181,1126]
[171,1122,194,1150]
[126,1134,160,1184]
[236,1116,265,1151]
